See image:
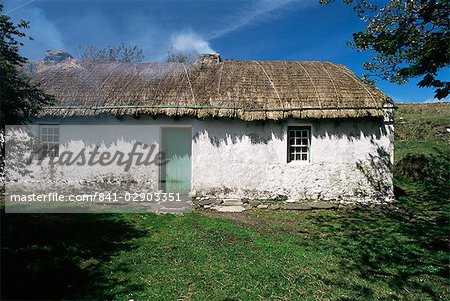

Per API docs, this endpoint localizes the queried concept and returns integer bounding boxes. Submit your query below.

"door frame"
[158,125,193,193]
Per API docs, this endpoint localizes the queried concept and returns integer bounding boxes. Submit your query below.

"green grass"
[1,103,449,300]
[395,102,449,162]
[2,205,448,300]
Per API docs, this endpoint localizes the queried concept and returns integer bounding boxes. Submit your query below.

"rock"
[44,49,73,64]
[269,204,280,210]
[157,207,188,214]
[247,200,260,208]
[339,204,358,210]
[309,202,338,209]
[222,198,243,206]
[280,203,312,210]
[256,204,268,209]
[212,205,246,213]
[284,199,297,203]
[197,198,215,206]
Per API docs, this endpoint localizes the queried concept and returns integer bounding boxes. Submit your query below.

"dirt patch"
[199,209,312,235]
[199,210,279,233]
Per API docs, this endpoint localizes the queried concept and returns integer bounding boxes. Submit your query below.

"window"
[39,124,59,158]
[288,126,310,162]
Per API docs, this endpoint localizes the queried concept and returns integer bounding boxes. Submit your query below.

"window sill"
[287,160,312,165]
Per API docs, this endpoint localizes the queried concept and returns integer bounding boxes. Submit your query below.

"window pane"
[49,145,59,157]
[287,127,311,162]
[39,125,59,157]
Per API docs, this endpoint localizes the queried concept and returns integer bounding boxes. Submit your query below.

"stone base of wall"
[193,197,398,213]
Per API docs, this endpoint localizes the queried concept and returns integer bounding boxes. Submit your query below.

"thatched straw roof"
[28,59,392,120]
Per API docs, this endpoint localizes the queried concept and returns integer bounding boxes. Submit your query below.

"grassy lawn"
[1,103,449,300]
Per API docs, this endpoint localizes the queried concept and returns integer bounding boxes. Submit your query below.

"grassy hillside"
[394,102,449,217]
[395,102,450,162]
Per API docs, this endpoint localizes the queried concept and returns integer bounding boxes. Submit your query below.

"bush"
[395,153,449,184]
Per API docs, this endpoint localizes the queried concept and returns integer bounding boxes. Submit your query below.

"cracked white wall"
[7,112,394,203]
[191,113,394,203]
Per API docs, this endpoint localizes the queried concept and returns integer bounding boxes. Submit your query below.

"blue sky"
[4,0,449,103]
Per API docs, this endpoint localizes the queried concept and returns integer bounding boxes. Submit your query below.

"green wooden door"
[160,127,192,194]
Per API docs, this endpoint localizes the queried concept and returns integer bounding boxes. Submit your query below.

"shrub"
[395,153,449,184]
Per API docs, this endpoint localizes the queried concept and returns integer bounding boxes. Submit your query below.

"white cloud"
[3,0,313,61]
[171,32,215,54]
[168,0,311,57]
[208,0,315,39]
[5,0,36,14]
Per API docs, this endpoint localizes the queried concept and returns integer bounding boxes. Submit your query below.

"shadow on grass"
[1,212,147,300]
[307,180,450,300]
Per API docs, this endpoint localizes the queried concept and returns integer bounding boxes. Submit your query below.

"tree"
[321,0,449,99]
[0,4,53,126]
[79,43,144,63]
[0,4,54,177]
[166,48,200,64]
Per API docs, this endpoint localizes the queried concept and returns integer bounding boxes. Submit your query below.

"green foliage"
[79,43,144,63]
[0,4,54,175]
[0,5,28,66]
[321,0,449,99]
[0,4,54,127]
[396,153,449,184]
[0,62,54,126]
[393,102,449,221]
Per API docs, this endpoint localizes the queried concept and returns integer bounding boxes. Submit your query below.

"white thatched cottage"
[19,56,394,205]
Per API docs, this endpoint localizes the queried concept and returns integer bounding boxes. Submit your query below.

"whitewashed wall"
[9,112,394,203]
[191,113,394,203]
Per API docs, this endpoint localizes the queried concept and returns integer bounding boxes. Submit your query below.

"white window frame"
[39,124,60,158]
[287,126,311,163]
